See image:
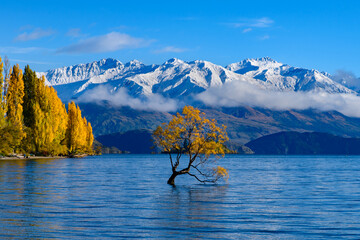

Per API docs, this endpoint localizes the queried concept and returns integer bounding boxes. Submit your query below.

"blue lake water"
[1,155,360,239]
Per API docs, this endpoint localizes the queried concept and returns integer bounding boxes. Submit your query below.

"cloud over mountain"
[77,85,178,112]
[196,80,360,117]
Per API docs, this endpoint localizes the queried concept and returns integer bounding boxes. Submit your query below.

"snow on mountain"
[38,57,355,102]
[226,57,353,94]
[37,58,122,85]
[126,58,260,97]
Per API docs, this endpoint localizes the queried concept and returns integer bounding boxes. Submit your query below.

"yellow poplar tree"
[6,64,25,151]
[48,86,68,155]
[22,66,69,156]
[0,57,5,128]
[83,117,94,153]
[66,102,93,155]
[0,62,94,156]
[0,57,9,155]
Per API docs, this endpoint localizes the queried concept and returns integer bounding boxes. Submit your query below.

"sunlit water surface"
[1,155,360,239]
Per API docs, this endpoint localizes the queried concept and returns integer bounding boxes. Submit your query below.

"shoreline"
[0,156,68,161]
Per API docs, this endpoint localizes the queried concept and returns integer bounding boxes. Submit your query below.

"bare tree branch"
[190,164,211,178]
[187,172,217,183]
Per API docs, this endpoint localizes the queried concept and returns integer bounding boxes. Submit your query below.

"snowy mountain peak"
[40,57,355,102]
[165,58,185,65]
[257,56,277,62]
[124,60,145,70]
[127,59,143,65]
[98,58,122,66]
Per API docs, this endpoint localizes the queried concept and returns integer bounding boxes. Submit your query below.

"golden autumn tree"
[44,85,68,155]
[0,57,5,129]
[0,57,15,155]
[5,64,25,151]
[0,60,94,156]
[84,118,94,153]
[0,57,8,155]
[65,102,93,155]
[21,66,69,155]
[153,106,229,185]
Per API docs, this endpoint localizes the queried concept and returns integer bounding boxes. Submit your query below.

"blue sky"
[1,0,359,76]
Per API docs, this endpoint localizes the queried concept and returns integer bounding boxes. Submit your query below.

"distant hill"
[79,102,172,137]
[245,131,360,155]
[96,129,154,154]
[93,139,123,154]
[81,102,360,145]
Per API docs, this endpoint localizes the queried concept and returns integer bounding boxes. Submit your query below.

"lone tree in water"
[153,106,229,185]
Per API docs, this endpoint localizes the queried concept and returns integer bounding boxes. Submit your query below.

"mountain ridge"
[37,57,355,102]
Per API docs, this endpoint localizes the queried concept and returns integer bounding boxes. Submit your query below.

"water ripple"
[1,155,360,239]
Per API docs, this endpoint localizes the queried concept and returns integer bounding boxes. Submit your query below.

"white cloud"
[196,81,360,118]
[15,28,55,41]
[242,28,252,33]
[228,17,274,33]
[10,58,54,65]
[77,85,178,112]
[66,28,84,38]
[250,17,274,28]
[0,46,42,54]
[57,32,151,54]
[154,46,188,53]
[259,35,270,40]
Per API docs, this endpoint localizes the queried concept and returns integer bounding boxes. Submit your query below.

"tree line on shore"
[0,56,93,156]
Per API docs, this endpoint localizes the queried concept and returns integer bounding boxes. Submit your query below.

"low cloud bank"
[76,80,360,117]
[77,85,178,112]
[196,81,360,117]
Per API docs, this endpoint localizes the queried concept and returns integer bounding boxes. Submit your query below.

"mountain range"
[37,57,355,102]
[36,57,360,150]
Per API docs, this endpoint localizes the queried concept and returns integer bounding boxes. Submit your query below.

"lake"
[1,155,360,239]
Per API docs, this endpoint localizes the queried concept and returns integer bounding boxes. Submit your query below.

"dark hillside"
[96,129,154,154]
[246,131,360,155]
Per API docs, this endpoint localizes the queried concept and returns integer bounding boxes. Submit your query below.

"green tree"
[153,106,229,185]
[23,65,37,128]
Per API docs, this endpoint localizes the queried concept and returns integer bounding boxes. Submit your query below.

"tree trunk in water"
[167,172,178,185]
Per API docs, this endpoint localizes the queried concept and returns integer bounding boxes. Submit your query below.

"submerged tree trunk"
[167,172,179,185]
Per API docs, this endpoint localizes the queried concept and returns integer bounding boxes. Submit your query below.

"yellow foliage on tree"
[34,80,68,155]
[65,102,93,155]
[21,66,69,155]
[153,106,229,185]
[0,60,94,156]
[0,57,5,129]
[5,64,26,151]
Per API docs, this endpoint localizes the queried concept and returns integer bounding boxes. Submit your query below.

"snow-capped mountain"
[38,57,355,102]
[226,57,352,93]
